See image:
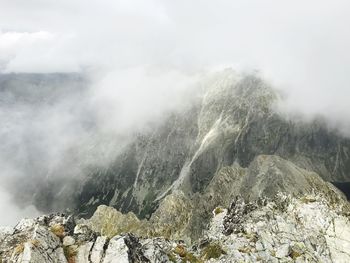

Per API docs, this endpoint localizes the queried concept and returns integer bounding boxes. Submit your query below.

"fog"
[0,0,350,225]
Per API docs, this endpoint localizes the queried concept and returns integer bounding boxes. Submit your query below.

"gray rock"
[275,244,290,258]
[90,236,107,263]
[102,236,129,263]
[76,242,94,263]
[1,193,349,263]
[62,236,75,246]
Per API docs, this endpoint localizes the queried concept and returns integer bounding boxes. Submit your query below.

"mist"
[1,0,350,225]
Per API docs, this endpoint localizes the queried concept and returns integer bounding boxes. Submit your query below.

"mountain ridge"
[74,70,350,220]
[1,71,350,262]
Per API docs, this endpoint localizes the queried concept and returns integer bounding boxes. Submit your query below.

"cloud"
[0,189,39,226]
[0,160,40,226]
[0,0,350,224]
[0,30,81,72]
[0,67,201,225]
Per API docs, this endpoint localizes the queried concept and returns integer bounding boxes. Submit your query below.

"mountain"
[74,70,350,221]
[3,71,349,217]
[1,70,350,262]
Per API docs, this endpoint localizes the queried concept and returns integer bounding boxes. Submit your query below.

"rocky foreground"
[1,193,350,263]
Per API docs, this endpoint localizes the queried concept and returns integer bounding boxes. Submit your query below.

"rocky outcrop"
[206,194,350,262]
[76,191,193,242]
[176,154,348,240]
[0,210,184,263]
[0,214,74,263]
[1,193,349,262]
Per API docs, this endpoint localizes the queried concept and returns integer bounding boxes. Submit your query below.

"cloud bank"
[0,0,350,225]
[0,0,349,122]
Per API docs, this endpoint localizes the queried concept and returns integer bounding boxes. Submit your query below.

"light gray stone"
[91,236,107,263]
[275,244,290,258]
[76,242,94,263]
[102,236,129,263]
[63,236,75,246]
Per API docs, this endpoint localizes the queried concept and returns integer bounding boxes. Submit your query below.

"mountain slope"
[2,70,349,224]
[74,70,350,220]
[1,70,350,262]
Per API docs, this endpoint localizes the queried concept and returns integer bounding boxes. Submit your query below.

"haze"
[0,0,350,225]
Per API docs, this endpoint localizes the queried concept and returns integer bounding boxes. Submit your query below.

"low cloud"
[0,1,349,127]
[0,0,350,224]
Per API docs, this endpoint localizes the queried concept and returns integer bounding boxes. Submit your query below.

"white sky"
[0,0,350,225]
[0,1,349,121]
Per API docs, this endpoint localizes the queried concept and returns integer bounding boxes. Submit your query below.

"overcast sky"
[0,0,350,225]
[0,0,349,123]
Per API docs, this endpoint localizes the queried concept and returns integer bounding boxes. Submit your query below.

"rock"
[325,217,350,262]
[74,223,97,242]
[1,193,350,263]
[223,196,257,235]
[102,236,129,263]
[14,218,36,232]
[275,244,290,258]
[6,226,67,263]
[0,226,13,243]
[255,241,264,251]
[80,191,193,242]
[141,238,174,262]
[63,236,75,246]
[124,234,150,262]
[90,236,107,263]
[81,205,143,238]
[74,224,90,235]
[290,242,304,260]
[76,242,94,263]
[148,190,194,241]
[203,193,350,262]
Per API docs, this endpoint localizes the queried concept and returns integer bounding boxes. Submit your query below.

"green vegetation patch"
[200,243,226,260]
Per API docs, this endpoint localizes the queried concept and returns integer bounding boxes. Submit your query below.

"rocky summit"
[1,193,350,262]
[1,70,350,262]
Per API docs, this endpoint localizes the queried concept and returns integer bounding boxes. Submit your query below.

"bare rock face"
[4,71,350,225]
[0,214,72,263]
[76,191,193,242]
[74,70,350,220]
[205,194,350,262]
[80,205,145,238]
[0,211,176,263]
[176,154,349,241]
[73,155,349,244]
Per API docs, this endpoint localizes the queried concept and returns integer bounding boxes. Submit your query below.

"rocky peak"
[71,70,350,221]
